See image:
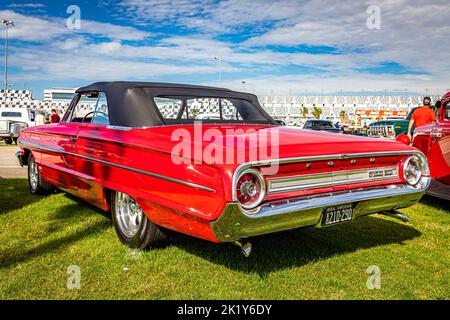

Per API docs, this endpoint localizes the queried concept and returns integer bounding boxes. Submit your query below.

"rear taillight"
[402,153,429,186]
[236,169,266,210]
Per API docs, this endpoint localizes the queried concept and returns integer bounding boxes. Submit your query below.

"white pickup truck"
[0,108,37,144]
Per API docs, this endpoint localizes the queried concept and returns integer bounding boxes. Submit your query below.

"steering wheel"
[81,111,108,123]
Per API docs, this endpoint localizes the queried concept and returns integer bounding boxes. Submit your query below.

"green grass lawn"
[0,178,449,300]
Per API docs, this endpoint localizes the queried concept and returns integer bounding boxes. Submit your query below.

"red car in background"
[412,92,450,200]
[16,82,430,256]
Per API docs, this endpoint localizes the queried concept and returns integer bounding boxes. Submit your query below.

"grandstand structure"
[257,95,439,126]
[0,89,439,126]
[1,89,70,112]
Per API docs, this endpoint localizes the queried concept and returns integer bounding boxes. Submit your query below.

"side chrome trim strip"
[232,150,423,201]
[106,125,133,131]
[18,138,216,193]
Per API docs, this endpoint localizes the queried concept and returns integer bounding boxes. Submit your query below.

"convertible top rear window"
[123,87,274,126]
[153,95,272,125]
[74,82,277,127]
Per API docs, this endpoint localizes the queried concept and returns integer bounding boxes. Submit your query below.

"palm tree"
[300,106,309,118]
[191,108,200,117]
[312,107,322,119]
[340,110,346,124]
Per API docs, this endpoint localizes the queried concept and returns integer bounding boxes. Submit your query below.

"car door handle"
[70,136,78,143]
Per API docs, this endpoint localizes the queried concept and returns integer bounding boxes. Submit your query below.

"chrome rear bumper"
[211,177,430,242]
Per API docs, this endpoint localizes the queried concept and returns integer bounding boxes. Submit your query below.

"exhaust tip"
[234,240,252,258]
[381,211,410,223]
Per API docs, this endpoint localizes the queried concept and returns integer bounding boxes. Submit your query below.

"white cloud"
[79,20,151,41]
[0,10,67,41]
[117,0,306,32]
[8,3,46,8]
[4,1,450,95]
[9,41,239,82]
[244,0,450,75]
[0,10,151,41]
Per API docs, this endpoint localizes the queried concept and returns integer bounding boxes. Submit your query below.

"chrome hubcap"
[29,159,38,190]
[115,192,143,238]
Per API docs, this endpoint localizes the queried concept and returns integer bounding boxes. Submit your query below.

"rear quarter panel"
[74,125,227,242]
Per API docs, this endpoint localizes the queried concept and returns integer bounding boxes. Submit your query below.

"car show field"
[0,178,448,300]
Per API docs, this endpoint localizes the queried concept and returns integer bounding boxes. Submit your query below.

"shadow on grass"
[420,195,450,212]
[45,193,111,234]
[0,202,111,269]
[0,179,49,214]
[60,193,111,220]
[170,216,421,277]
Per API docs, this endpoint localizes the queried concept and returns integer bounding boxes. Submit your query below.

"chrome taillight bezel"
[235,168,266,211]
[402,153,429,186]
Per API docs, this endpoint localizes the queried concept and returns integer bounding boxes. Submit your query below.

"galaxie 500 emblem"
[369,169,396,178]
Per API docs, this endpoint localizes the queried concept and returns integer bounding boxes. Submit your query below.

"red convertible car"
[410,92,450,200]
[17,82,430,256]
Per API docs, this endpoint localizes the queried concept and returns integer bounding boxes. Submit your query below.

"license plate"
[322,204,353,226]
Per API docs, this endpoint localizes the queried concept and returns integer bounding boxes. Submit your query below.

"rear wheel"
[4,138,12,145]
[111,191,167,249]
[28,153,53,194]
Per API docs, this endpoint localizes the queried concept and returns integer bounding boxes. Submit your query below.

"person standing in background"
[407,97,436,140]
[35,111,45,126]
[50,109,60,123]
[435,100,445,119]
[58,108,64,119]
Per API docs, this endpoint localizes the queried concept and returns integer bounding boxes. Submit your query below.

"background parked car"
[409,92,450,200]
[0,108,37,144]
[303,119,342,133]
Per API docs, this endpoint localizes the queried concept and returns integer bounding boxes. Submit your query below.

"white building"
[43,87,77,103]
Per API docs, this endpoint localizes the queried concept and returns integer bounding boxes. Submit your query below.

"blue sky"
[1,0,450,99]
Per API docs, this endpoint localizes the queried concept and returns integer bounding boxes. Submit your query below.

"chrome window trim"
[18,138,216,193]
[232,150,424,202]
[106,125,133,131]
[267,166,399,194]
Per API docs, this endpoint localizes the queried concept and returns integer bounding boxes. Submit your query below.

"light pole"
[1,19,14,91]
[214,56,223,82]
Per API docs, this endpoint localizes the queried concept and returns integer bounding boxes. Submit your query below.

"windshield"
[153,96,273,125]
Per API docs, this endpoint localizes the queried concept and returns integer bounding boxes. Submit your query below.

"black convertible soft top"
[75,81,275,127]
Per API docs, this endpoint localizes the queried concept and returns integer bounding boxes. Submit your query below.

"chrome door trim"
[18,138,216,193]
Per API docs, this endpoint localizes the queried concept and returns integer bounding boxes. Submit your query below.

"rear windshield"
[313,121,334,129]
[153,96,273,125]
[1,112,22,117]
